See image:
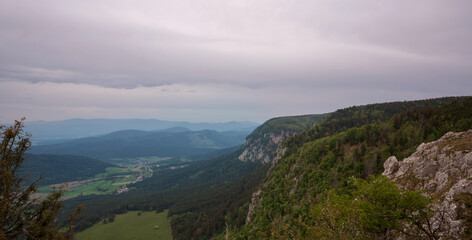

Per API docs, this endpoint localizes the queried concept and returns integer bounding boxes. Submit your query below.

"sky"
[1,0,471,123]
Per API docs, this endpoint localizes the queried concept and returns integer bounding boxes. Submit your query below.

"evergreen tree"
[0,119,81,239]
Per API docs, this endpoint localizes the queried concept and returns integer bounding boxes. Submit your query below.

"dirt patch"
[50,178,98,191]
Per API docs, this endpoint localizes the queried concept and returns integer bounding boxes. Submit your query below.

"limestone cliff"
[238,130,293,164]
[383,130,472,239]
[238,114,325,164]
[242,114,326,223]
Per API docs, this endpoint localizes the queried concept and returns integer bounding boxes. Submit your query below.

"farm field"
[75,210,171,240]
[36,167,142,199]
[108,156,172,166]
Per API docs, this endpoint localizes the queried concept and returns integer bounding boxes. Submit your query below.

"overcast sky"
[1,0,471,123]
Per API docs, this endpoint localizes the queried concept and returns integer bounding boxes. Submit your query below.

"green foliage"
[355,176,432,238]
[308,189,361,240]
[284,96,468,152]
[307,176,433,240]
[249,114,326,138]
[356,176,404,234]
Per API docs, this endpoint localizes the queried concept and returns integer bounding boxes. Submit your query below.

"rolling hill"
[21,154,115,186]
[30,129,250,162]
[23,118,259,141]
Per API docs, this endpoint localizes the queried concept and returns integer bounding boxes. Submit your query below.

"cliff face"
[238,130,293,164]
[238,114,325,164]
[383,130,472,239]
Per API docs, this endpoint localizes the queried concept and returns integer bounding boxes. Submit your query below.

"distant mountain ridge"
[22,118,260,141]
[30,129,250,161]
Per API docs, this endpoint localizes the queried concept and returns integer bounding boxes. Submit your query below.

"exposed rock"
[246,146,288,223]
[238,130,296,164]
[383,130,472,239]
[238,114,325,164]
[383,156,399,176]
[246,189,262,224]
[243,115,325,223]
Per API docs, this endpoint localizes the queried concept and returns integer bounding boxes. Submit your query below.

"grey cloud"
[0,0,471,123]
[1,0,471,90]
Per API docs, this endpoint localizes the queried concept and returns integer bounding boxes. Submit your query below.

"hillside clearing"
[75,210,171,240]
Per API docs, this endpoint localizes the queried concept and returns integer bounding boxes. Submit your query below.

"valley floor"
[36,167,149,199]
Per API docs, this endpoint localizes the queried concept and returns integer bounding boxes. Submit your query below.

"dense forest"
[21,154,114,186]
[283,97,468,151]
[239,97,472,238]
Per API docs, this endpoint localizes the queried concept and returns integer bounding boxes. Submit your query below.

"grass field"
[37,167,140,199]
[96,167,131,177]
[75,210,171,240]
[108,156,172,166]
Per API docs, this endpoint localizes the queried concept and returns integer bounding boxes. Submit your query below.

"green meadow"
[37,167,139,199]
[108,156,172,166]
[75,210,171,240]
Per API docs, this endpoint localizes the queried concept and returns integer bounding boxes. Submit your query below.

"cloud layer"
[1,0,471,122]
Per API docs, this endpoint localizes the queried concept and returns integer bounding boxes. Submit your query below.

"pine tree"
[0,119,81,239]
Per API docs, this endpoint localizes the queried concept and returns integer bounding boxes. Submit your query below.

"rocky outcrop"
[238,130,294,164]
[383,130,472,239]
[246,189,262,223]
[238,114,325,164]
[243,115,326,223]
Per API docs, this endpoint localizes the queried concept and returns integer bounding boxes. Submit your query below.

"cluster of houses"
[116,174,146,194]
[116,185,129,194]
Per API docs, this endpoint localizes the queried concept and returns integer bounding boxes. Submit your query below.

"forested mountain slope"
[21,154,114,186]
[283,96,468,152]
[238,97,472,239]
